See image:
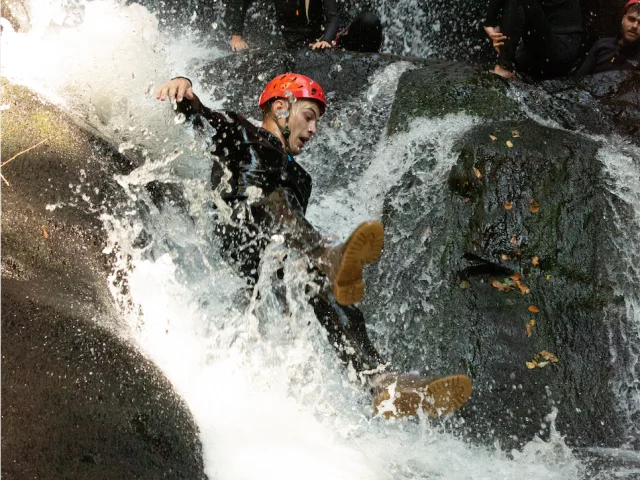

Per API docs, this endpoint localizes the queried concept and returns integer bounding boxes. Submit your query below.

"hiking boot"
[318,221,384,306]
[371,372,472,419]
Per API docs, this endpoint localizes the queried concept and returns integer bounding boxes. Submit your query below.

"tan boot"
[372,373,473,419]
[318,221,384,306]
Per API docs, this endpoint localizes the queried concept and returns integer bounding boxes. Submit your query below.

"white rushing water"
[2,1,587,478]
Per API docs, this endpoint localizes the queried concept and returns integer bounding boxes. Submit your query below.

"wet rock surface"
[1,81,206,479]
[363,63,635,449]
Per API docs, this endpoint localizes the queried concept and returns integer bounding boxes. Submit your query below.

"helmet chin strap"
[272,98,295,155]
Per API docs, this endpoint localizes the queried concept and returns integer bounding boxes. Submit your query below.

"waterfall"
[3,0,637,478]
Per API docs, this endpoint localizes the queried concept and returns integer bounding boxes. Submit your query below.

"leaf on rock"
[530,202,541,213]
[510,235,519,245]
[504,201,513,210]
[510,273,523,282]
[532,256,540,266]
[536,361,550,368]
[546,274,551,281]
[528,305,540,313]
[539,350,559,362]
[506,140,514,148]
[526,361,537,369]
[516,280,530,295]
[42,225,49,239]
[512,130,520,137]
[490,279,512,292]
[529,319,536,326]
[525,323,534,337]
[459,280,470,289]
[490,135,497,141]
[501,254,509,260]
[473,167,483,179]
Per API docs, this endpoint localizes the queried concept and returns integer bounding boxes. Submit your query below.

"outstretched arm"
[156,77,194,103]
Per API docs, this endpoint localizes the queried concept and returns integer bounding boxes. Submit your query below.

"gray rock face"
[1,81,206,479]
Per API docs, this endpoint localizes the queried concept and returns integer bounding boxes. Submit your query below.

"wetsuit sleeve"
[224,0,251,36]
[576,44,597,75]
[484,0,506,27]
[319,0,341,42]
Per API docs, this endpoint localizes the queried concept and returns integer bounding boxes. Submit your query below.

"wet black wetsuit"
[484,0,582,77]
[225,0,382,52]
[176,93,384,373]
[577,37,640,75]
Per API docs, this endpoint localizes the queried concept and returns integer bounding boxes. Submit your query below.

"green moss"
[387,62,523,134]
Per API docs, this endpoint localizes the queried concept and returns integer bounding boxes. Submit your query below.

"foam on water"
[2,1,587,478]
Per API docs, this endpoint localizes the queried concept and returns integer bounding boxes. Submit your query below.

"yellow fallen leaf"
[525,323,534,337]
[42,225,49,239]
[532,256,540,266]
[546,274,551,281]
[489,135,497,141]
[506,140,514,148]
[491,280,514,292]
[501,254,509,260]
[526,361,537,369]
[539,350,559,362]
[512,130,520,137]
[459,280,470,289]
[504,201,513,210]
[536,361,550,368]
[473,167,483,179]
[530,202,541,213]
[510,273,523,282]
[529,319,536,326]
[528,305,540,313]
[516,280,530,295]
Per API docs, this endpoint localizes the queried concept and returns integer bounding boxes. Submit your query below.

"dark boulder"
[1,80,206,479]
[362,64,633,449]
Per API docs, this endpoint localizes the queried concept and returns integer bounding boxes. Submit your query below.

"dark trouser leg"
[516,32,582,77]
[214,188,324,284]
[497,0,552,71]
[309,285,385,373]
[214,189,385,373]
[339,12,383,53]
[251,188,325,258]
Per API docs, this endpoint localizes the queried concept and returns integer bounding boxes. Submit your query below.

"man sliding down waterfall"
[156,74,472,418]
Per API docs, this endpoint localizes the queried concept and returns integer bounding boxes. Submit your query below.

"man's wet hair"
[627,3,640,15]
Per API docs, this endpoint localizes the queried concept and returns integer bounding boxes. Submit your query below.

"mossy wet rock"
[1,81,206,479]
[387,63,523,134]
[364,119,627,449]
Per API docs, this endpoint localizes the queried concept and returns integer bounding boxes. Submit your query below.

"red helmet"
[624,0,640,12]
[258,73,326,116]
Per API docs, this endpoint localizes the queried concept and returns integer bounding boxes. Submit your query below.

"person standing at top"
[483,0,583,79]
[577,0,640,75]
[225,0,383,53]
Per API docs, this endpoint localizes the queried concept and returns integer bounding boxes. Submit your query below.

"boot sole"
[333,221,384,305]
[374,374,473,419]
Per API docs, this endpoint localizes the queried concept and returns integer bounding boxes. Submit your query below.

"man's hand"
[231,35,249,51]
[483,26,507,53]
[309,40,332,50]
[155,78,194,103]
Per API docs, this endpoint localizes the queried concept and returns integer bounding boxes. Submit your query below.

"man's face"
[286,102,321,156]
[621,8,640,44]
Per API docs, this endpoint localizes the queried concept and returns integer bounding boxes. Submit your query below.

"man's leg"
[339,12,383,53]
[497,0,553,72]
[309,287,386,373]
[253,188,384,306]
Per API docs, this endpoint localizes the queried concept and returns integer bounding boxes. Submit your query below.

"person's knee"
[355,11,381,29]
